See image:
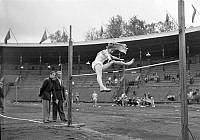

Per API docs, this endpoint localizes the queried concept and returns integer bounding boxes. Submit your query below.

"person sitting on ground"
[140,94,149,107]
[92,42,134,92]
[140,93,155,107]
[121,93,128,107]
[147,92,155,107]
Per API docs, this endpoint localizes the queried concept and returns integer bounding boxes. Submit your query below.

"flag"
[165,13,169,25]
[192,5,197,23]
[39,30,47,44]
[4,30,11,44]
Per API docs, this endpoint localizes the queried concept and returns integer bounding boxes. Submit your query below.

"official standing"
[39,71,55,123]
[52,71,67,122]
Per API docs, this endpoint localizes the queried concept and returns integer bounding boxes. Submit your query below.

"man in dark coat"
[39,71,56,123]
[0,81,4,113]
[52,71,67,122]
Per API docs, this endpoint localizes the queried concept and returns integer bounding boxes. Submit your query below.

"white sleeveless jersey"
[94,49,111,63]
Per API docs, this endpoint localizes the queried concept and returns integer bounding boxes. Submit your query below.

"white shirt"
[94,49,112,64]
[92,92,98,100]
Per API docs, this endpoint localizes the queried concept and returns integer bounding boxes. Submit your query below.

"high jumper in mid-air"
[92,42,134,92]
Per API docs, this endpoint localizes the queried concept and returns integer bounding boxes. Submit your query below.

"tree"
[99,26,104,38]
[49,30,68,43]
[85,28,100,41]
[145,23,158,34]
[156,20,177,33]
[105,15,125,38]
[84,14,177,41]
[127,16,147,36]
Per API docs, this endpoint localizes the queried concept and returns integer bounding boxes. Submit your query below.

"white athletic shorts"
[92,60,103,71]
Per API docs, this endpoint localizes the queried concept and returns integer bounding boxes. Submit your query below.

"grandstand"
[0,27,200,103]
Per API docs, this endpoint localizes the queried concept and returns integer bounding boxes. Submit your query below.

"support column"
[162,47,165,71]
[178,0,189,139]
[186,45,190,70]
[78,55,80,74]
[68,25,73,126]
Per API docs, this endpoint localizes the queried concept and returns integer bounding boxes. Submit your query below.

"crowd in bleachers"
[144,72,160,83]
[105,74,120,86]
[2,62,200,103]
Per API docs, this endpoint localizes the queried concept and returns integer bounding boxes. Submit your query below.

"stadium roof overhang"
[1,26,200,64]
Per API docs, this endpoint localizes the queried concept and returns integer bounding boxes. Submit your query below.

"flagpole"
[166,10,178,26]
[178,0,189,140]
[68,25,73,126]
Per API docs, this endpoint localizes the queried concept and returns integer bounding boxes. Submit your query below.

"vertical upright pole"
[68,25,73,126]
[59,55,62,73]
[15,84,18,103]
[122,65,126,95]
[186,45,190,71]
[119,53,126,95]
[178,0,189,140]
[0,56,2,76]
[162,47,165,71]
[78,55,80,74]
[139,49,142,72]
[39,56,42,76]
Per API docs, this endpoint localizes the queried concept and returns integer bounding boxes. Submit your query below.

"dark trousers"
[0,97,4,113]
[52,100,66,121]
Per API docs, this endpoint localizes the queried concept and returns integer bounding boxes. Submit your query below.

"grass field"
[0,102,200,140]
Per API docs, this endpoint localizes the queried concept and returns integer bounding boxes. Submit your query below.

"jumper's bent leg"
[113,58,135,66]
[94,64,111,92]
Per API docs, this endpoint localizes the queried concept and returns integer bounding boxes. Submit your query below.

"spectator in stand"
[167,74,171,80]
[108,76,112,85]
[75,91,80,104]
[144,77,148,83]
[0,81,5,113]
[153,73,160,82]
[189,76,194,84]
[176,73,180,80]
[195,89,200,103]
[114,78,118,85]
[92,91,98,107]
[39,71,56,123]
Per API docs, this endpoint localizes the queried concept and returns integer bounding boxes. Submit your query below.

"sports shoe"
[100,87,111,92]
[125,58,135,66]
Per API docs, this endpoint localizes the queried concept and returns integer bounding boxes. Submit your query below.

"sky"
[0,0,200,43]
